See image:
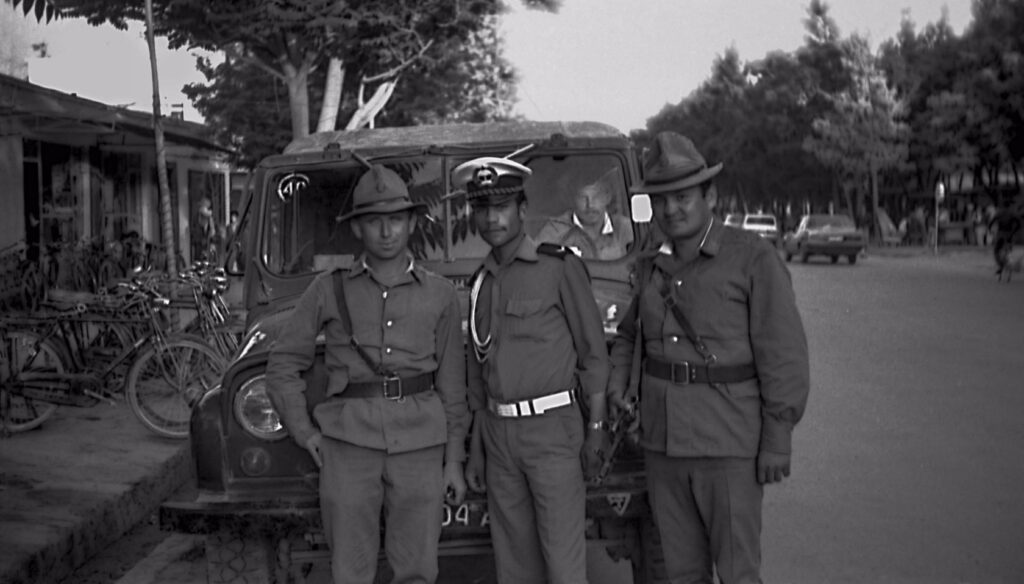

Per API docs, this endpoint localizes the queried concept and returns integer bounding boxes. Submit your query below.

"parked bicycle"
[177,262,240,362]
[0,278,226,438]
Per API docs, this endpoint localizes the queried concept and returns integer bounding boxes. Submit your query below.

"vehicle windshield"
[806,215,855,230]
[261,154,633,275]
[744,216,776,227]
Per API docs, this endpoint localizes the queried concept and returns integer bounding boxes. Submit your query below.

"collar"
[347,252,421,284]
[572,212,614,235]
[483,233,539,274]
[657,216,722,259]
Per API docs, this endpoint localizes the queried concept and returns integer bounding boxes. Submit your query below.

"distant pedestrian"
[191,198,223,263]
[972,204,986,247]
[989,203,1022,277]
[608,131,810,584]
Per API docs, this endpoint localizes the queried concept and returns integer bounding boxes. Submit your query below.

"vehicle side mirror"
[631,194,652,223]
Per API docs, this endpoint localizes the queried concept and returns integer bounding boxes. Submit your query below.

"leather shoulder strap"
[659,275,717,365]
[332,270,387,375]
[536,242,571,258]
[331,270,353,333]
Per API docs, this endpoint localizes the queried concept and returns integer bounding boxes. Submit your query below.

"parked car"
[160,121,668,583]
[724,213,743,227]
[783,213,866,264]
[739,213,780,246]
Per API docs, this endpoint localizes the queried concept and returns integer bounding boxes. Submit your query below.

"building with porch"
[1,73,243,301]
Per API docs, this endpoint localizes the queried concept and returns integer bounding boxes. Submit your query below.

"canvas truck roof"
[282,121,628,156]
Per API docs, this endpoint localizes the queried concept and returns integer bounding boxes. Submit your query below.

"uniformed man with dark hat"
[608,132,810,584]
[266,164,469,584]
[456,156,610,584]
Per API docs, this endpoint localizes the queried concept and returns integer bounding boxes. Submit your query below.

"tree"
[35,0,558,142]
[960,0,1024,189]
[804,34,909,237]
[183,12,520,168]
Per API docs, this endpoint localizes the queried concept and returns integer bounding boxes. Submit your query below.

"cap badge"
[474,166,497,187]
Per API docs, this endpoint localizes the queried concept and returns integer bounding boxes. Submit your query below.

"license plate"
[442,502,488,528]
[828,236,843,242]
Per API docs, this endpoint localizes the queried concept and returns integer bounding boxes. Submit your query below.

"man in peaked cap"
[267,164,470,583]
[455,156,611,584]
[607,132,810,584]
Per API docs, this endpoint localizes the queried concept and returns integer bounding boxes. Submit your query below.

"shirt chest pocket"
[503,297,552,340]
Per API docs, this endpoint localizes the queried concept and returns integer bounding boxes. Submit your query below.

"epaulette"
[536,242,571,258]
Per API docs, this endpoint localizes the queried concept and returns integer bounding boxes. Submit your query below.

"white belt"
[487,390,576,418]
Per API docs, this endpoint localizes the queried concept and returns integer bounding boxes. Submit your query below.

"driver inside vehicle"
[534,169,633,260]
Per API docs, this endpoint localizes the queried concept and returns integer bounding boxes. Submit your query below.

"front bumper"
[802,241,864,255]
[161,468,651,540]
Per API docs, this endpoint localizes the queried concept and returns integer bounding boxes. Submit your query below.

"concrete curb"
[0,403,192,584]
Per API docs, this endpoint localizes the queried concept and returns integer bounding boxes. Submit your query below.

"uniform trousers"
[645,452,763,584]
[319,437,444,584]
[482,405,587,584]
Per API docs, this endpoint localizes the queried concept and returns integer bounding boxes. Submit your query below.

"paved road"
[64,248,1024,584]
[764,250,1024,584]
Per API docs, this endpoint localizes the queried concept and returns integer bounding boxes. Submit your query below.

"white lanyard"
[469,270,493,362]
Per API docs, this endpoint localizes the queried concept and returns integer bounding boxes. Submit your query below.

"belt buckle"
[674,361,692,385]
[382,375,403,401]
[496,402,517,417]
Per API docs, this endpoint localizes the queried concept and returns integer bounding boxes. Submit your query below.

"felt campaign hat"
[336,165,425,222]
[631,131,723,194]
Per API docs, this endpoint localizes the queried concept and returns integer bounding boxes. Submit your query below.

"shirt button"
[382,291,388,299]
[386,320,393,327]
[385,347,392,354]
[675,280,683,287]
[671,336,679,343]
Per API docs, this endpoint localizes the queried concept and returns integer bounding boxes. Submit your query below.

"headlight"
[234,375,288,441]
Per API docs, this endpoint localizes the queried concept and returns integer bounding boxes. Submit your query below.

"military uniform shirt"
[609,221,809,457]
[467,234,609,410]
[267,257,469,462]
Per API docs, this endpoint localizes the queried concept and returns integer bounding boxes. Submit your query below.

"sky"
[20,0,974,134]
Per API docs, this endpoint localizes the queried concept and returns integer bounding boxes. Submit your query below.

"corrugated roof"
[0,72,232,153]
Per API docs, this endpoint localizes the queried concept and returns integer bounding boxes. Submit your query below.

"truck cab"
[161,121,666,583]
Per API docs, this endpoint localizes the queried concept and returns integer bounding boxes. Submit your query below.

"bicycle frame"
[1,290,177,405]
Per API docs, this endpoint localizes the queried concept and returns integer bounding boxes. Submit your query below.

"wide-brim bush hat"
[631,131,723,194]
[337,165,426,222]
[450,157,533,206]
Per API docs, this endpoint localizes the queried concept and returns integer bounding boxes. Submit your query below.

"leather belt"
[645,358,756,385]
[488,389,576,418]
[340,373,433,400]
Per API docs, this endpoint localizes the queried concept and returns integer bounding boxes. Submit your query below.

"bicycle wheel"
[0,330,65,434]
[125,335,225,439]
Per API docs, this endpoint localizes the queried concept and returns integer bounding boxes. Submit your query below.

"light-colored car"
[740,213,780,245]
[724,213,743,227]
[783,213,866,264]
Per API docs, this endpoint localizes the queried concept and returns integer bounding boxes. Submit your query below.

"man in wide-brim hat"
[608,131,810,584]
[267,163,470,584]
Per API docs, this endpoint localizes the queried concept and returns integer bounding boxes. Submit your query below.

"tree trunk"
[315,58,345,133]
[283,62,311,140]
[345,80,397,130]
[870,159,880,241]
[144,0,177,276]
